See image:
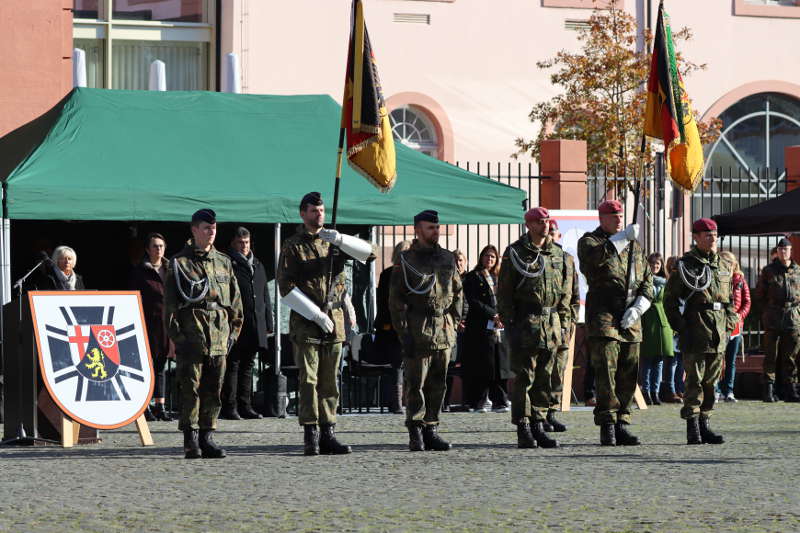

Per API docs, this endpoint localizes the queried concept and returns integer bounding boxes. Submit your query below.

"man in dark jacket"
[221,227,274,419]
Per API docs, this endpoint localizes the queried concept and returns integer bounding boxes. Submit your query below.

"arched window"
[389,106,440,157]
[706,92,800,176]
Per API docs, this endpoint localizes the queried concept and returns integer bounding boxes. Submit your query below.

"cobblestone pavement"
[0,401,798,532]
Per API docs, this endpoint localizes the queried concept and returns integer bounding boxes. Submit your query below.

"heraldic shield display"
[29,291,154,429]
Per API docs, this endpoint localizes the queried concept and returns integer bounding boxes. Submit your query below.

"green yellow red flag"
[341,0,397,192]
[643,1,703,192]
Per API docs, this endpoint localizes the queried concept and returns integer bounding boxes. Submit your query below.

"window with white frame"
[72,0,214,90]
[389,106,440,158]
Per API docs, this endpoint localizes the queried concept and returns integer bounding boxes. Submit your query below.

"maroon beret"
[524,207,550,222]
[598,200,623,215]
[692,218,718,233]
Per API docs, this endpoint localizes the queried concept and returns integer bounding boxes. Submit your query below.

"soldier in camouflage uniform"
[755,237,800,403]
[497,207,572,449]
[545,218,580,433]
[664,218,737,444]
[578,200,653,446]
[165,208,244,459]
[389,210,463,452]
[277,192,374,456]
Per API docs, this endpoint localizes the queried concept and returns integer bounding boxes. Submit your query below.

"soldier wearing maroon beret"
[578,200,653,446]
[664,217,737,444]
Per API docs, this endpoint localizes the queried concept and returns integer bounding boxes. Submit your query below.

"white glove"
[624,224,640,241]
[282,287,334,334]
[319,229,372,262]
[620,295,651,329]
[609,224,639,254]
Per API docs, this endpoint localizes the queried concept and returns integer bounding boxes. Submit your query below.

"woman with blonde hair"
[39,246,85,290]
[717,251,750,402]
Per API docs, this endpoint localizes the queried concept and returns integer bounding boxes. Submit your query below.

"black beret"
[300,192,323,210]
[191,208,216,224]
[778,237,792,248]
[414,210,439,224]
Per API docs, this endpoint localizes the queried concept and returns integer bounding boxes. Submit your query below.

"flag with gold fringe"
[341,0,396,192]
[643,1,703,192]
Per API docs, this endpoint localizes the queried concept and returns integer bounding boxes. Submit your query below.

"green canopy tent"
[0,88,526,224]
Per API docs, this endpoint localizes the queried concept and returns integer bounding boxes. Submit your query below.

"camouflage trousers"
[680,351,723,420]
[176,350,226,431]
[762,329,800,384]
[293,341,342,426]
[510,344,554,425]
[404,348,450,426]
[590,338,639,425]
[548,344,570,411]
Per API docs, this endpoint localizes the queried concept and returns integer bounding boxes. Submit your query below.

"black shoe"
[408,424,425,452]
[642,390,652,405]
[600,423,615,446]
[517,422,537,449]
[699,417,724,444]
[531,420,559,448]
[541,420,554,432]
[422,425,452,451]
[546,410,567,432]
[303,424,320,456]
[686,417,702,445]
[763,382,776,403]
[650,392,661,406]
[219,408,242,420]
[199,430,226,458]
[319,423,352,455]
[183,429,201,459]
[614,422,640,446]
[144,406,156,422]
[151,403,173,422]
[239,406,264,419]
[783,383,800,403]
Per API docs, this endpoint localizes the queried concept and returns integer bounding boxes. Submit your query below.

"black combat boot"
[642,390,652,405]
[650,391,661,406]
[763,381,776,403]
[516,422,537,449]
[151,403,173,422]
[531,420,559,448]
[407,423,424,452]
[600,423,615,446]
[144,405,156,422]
[546,409,567,432]
[614,422,640,446]
[303,424,320,456]
[319,424,352,455]
[422,425,452,451]
[219,407,242,420]
[783,383,800,403]
[183,429,201,459]
[686,417,702,445]
[239,405,264,419]
[541,419,554,432]
[698,417,724,444]
[199,429,226,458]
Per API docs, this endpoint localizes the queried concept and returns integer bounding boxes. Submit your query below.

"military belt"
[517,302,554,315]
[695,302,729,311]
[190,301,222,311]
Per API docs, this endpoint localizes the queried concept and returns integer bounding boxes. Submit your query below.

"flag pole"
[624,134,647,303]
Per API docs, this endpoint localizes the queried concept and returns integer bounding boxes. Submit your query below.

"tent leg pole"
[273,222,281,376]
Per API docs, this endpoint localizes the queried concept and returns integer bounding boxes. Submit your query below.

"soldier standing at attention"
[165,208,244,459]
[497,207,571,449]
[578,200,653,446]
[389,210,463,452]
[755,237,800,403]
[664,218,737,444]
[544,218,580,433]
[277,192,374,456]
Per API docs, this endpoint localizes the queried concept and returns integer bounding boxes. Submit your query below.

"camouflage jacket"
[663,246,738,354]
[754,259,800,332]
[388,240,463,351]
[577,227,654,342]
[562,246,580,334]
[164,242,244,357]
[278,225,375,345]
[497,234,572,351]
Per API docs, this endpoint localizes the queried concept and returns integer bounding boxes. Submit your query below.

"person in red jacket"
[716,251,750,402]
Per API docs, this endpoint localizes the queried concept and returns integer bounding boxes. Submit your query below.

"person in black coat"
[373,240,411,413]
[129,233,173,421]
[462,245,509,412]
[221,227,274,419]
[36,246,86,291]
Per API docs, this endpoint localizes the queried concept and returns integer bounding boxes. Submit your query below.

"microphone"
[39,251,53,266]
